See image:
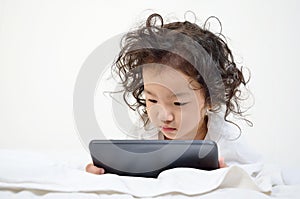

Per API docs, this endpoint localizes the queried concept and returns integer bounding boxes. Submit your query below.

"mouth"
[161,126,177,132]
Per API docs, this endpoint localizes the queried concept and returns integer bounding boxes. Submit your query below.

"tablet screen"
[89,140,219,178]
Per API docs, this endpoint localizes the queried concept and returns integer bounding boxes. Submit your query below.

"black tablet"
[89,140,219,178]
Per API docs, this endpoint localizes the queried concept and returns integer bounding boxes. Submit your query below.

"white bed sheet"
[0,149,299,199]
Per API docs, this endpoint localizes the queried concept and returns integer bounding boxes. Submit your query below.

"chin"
[162,132,176,140]
[164,132,196,140]
[163,133,184,140]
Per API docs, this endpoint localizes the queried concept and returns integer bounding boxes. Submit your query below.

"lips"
[161,126,177,132]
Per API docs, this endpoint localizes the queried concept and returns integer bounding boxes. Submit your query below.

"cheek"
[145,103,159,123]
[178,99,206,132]
[180,106,201,127]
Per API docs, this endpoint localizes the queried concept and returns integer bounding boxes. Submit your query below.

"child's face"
[143,65,207,140]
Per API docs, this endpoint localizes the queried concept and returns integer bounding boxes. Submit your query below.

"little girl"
[86,13,261,174]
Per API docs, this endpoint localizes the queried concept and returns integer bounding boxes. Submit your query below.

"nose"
[157,106,174,123]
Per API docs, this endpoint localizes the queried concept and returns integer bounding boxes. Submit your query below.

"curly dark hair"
[113,13,252,132]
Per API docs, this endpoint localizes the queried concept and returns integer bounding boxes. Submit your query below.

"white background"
[0,0,299,168]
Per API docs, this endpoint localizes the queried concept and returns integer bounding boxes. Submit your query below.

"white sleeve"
[218,134,263,166]
[206,110,263,174]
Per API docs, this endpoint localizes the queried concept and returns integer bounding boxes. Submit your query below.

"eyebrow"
[171,92,191,97]
[144,89,191,98]
[144,89,156,97]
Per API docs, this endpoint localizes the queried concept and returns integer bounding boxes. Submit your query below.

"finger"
[218,157,227,168]
[85,163,105,174]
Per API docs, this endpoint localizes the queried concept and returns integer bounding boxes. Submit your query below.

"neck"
[195,115,208,140]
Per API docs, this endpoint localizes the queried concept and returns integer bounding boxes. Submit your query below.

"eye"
[148,99,157,103]
[174,102,188,106]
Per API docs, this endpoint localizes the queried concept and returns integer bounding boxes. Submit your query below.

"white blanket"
[0,149,299,199]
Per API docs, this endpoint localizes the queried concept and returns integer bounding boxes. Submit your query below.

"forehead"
[142,64,199,93]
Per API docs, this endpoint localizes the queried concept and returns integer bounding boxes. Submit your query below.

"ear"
[204,102,212,111]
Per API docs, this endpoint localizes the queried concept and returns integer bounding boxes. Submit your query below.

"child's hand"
[218,157,228,168]
[85,163,105,175]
